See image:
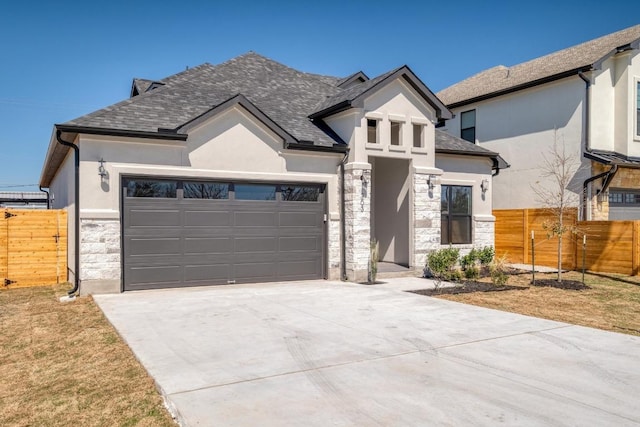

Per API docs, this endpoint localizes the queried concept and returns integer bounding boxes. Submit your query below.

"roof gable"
[310,66,452,120]
[438,24,640,107]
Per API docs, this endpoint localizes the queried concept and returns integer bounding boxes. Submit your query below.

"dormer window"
[367,119,379,144]
[390,121,402,146]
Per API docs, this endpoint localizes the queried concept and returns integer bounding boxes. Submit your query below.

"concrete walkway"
[95,280,640,426]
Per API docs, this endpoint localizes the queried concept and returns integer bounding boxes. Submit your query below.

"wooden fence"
[494,208,640,276]
[1,209,67,288]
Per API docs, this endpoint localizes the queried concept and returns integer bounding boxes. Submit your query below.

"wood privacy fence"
[494,208,640,276]
[1,209,67,288]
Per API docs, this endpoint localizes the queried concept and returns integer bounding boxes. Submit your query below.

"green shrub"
[460,248,479,270]
[426,247,461,284]
[464,265,480,280]
[478,246,495,266]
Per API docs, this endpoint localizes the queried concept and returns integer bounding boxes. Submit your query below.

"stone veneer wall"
[344,163,371,282]
[79,218,121,294]
[413,171,442,269]
[473,217,495,248]
[328,218,341,280]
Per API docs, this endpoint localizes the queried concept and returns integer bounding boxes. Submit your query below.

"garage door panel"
[235,237,277,253]
[278,260,321,278]
[234,211,277,227]
[184,210,232,227]
[127,237,181,256]
[128,209,181,227]
[184,237,232,254]
[279,236,320,252]
[279,212,321,227]
[127,265,182,285]
[234,262,277,281]
[184,264,230,282]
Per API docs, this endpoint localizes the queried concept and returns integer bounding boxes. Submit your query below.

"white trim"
[413,166,443,175]
[344,162,372,171]
[635,77,640,142]
[473,214,496,222]
[411,147,428,155]
[389,145,406,152]
[365,143,384,151]
[388,113,406,122]
[410,116,430,125]
[364,111,384,120]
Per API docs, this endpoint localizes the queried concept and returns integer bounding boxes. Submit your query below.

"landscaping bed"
[410,281,527,296]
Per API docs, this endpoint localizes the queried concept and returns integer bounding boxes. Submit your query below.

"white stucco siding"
[351,79,437,167]
[444,77,587,210]
[49,149,76,283]
[591,58,616,153]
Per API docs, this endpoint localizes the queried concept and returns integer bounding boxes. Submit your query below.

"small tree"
[531,131,580,283]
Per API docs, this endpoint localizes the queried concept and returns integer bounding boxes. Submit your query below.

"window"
[367,119,378,144]
[636,81,640,137]
[460,110,476,143]
[609,190,640,205]
[390,121,402,146]
[183,182,229,199]
[441,185,472,244]
[234,184,276,201]
[413,124,424,148]
[126,179,177,198]
[281,185,320,202]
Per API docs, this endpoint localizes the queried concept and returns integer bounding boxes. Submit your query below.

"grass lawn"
[437,271,640,337]
[0,284,176,426]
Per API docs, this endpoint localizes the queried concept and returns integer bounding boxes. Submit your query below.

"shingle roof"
[435,130,509,169]
[65,53,347,147]
[437,24,640,107]
[585,150,640,169]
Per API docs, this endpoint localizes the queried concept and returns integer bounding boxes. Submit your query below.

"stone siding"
[473,217,495,249]
[413,172,441,268]
[79,219,121,284]
[328,218,341,279]
[344,164,371,282]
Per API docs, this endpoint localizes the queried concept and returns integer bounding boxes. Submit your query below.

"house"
[437,24,640,221]
[39,53,504,294]
[0,191,49,209]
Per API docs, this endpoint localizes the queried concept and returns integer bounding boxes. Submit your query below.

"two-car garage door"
[122,177,326,291]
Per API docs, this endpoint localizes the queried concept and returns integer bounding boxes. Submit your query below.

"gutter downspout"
[339,149,350,281]
[578,71,593,220]
[491,157,500,177]
[56,130,80,297]
[38,186,50,209]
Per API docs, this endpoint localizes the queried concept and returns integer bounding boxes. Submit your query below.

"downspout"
[56,130,80,296]
[38,186,50,209]
[491,157,500,177]
[578,71,593,220]
[339,149,350,281]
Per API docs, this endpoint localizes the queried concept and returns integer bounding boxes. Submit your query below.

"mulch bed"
[530,279,590,290]
[409,281,527,296]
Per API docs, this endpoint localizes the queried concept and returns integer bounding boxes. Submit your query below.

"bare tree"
[531,131,580,282]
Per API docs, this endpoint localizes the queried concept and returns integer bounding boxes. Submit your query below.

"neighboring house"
[39,53,504,294]
[0,191,49,209]
[437,24,640,220]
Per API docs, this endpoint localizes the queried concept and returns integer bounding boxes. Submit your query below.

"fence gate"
[1,209,67,288]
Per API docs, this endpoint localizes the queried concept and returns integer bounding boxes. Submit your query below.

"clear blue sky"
[1,0,639,191]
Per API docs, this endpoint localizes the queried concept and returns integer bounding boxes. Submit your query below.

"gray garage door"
[122,178,326,291]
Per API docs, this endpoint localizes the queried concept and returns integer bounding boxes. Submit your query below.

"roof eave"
[284,141,348,154]
[446,67,593,109]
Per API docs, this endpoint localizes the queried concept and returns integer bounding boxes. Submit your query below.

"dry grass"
[0,284,176,426]
[437,271,640,336]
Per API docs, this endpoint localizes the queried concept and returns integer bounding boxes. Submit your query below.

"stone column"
[344,162,371,282]
[473,215,495,248]
[413,167,443,269]
[79,218,122,294]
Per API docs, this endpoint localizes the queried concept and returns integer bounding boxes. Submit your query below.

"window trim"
[390,120,403,146]
[366,118,380,144]
[635,78,640,140]
[460,109,476,143]
[441,185,473,245]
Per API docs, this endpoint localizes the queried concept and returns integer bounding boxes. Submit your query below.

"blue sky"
[1,0,639,191]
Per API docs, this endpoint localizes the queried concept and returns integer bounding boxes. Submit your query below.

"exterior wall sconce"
[98,158,107,178]
[481,178,489,193]
[427,174,437,190]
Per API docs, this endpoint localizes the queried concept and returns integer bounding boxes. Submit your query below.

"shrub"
[478,246,495,266]
[426,247,461,286]
[460,248,479,270]
[489,254,509,286]
[464,265,480,280]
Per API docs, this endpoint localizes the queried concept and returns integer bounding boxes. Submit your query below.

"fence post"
[633,221,639,276]
[523,209,529,264]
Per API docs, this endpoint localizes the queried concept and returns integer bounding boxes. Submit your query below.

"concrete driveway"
[94,279,640,426]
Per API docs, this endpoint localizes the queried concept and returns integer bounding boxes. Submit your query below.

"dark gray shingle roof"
[438,24,640,106]
[435,130,509,169]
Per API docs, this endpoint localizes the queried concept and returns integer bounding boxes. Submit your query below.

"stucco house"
[40,53,504,294]
[437,24,640,221]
